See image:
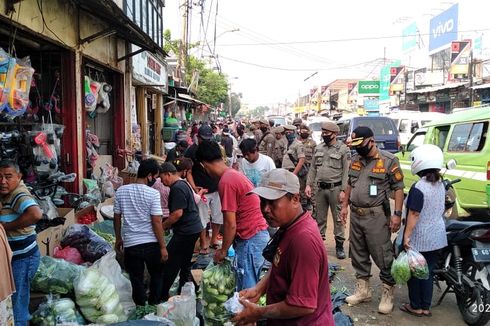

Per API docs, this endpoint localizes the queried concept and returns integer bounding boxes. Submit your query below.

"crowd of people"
[0,115,450,325]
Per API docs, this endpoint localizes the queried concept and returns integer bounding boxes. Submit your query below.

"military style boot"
[345,278,372,305]
[378,283,395,314]
[335,240,346,259]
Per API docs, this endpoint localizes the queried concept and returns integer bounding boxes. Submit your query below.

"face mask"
[260,127,268,133]
[322,135,334,144]
[355,142,372,157]
[286,133,296,144]
[147,177,157,187]
[300,133,309,139]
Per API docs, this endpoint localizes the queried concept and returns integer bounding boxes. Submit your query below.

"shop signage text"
[358,81,380,94]
[132,46,168,93]
[429,4,458,52]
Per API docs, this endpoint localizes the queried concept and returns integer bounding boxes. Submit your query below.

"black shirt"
[168,180,203,235]
[221,136,233,157]
[184,144,219,193]
[165,148,179,162]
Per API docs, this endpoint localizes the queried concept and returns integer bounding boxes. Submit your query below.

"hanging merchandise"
[86,129,100,169]
[84,75,99,112]
[0,48,15,111]
[96,82,112,113]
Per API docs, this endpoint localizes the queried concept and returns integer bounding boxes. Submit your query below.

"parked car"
[387,111,447,145]
[266,115,286,126]
[336,116,400,153]
[307,116,331,144]
[396,108,490,219]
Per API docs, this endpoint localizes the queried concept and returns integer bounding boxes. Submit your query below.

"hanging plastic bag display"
[96,82,112,113]
[0,48,15,111]
[86,129,100,169]
[3,57,34,117]
[84,76,100,112]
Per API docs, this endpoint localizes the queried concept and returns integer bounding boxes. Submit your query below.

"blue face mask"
[286,132,296,144]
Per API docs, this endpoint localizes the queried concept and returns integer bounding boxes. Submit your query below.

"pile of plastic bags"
[31,297,85,326]
[60,224,112,263]
[32,256,85,295]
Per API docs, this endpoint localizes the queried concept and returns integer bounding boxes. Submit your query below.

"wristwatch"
[394,210,402,217]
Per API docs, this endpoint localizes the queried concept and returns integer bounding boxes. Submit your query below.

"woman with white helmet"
[400,144,448,318]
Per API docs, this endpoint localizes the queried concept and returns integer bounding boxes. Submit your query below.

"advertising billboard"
[379,60,401,101]
[402,22,417,52]
[450,40,471,76]
[390,66,405,93]
[429,4,458,52]
[358,81,380,94]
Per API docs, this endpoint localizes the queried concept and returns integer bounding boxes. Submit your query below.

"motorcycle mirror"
[446,159,457,170]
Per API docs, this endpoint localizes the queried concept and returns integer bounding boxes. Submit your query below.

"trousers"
[314,185,344,241]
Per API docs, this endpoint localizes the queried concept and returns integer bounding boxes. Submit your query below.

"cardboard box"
[36,208,75,256]
[75,205,104,225]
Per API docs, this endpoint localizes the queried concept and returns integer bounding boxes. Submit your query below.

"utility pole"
[177,0,189,84]
[469,49,474,105]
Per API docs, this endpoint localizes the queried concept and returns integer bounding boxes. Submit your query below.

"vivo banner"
[429,4,458,52]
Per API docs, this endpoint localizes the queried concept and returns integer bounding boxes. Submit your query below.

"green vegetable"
[202,260,236,323]
[96,314,120,324]
[128,304,157,320]
[31,298,80,326]
[258,296,266,306]
[32,256,85,295]
[391,251,411,284]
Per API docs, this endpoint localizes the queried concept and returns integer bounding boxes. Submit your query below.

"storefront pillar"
[75,51,85,192]
[136,87,148,155]
[155,94,163,156]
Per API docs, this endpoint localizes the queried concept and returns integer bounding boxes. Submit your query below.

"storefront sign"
[405,71,415,92]
[364,98,379,112]
[389,66,405,93]
[429,4,458,52]
[358,81,380,94]
[132,46,168,93]
[402,22,417,52]
[450,40,471,76]
[414,69,444,86]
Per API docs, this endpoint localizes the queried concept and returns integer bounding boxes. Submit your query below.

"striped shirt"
[406,178,448,252]
[114,184,163,248]
[0,181,39,260]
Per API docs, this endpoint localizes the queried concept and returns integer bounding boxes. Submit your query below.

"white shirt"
[114,184,163,248]
[240,153,276,187]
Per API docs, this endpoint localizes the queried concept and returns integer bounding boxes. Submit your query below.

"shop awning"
[74,0,166,58]
[178,93,207,105]
[471,83,490,90]
[407,82,468,94]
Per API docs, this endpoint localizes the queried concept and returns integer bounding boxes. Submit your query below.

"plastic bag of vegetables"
[31,297,85,326]
[407,248,429,280]
[201,260,236,325]
[60,223,112,263]
[32,256,86,295]
[74,267,127,323]
[157,282,196,326]
[391,251,411,284]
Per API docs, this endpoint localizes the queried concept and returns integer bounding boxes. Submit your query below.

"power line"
[217,28,490,46]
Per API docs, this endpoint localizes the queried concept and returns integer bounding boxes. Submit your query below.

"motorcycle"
[434,159,490,326]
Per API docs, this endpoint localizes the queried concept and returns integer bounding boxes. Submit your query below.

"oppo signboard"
[358,81,380,94]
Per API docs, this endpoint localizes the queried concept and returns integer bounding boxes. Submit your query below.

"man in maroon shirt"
[233,169,334,326]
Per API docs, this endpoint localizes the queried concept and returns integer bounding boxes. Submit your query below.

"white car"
[387,111,446,145]
[307,116,331,144]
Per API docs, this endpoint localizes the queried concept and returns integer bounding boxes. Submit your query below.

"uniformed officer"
[292,117,303,130]
[306,121,349,259]
[297,124,317,211]
[258,119,276,158]
[340,126,404,315]
[252,120,263,144]
[272,126,287,168]
[281,125,307,209]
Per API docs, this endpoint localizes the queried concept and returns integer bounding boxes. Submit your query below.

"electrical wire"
[217,28,490,46]
[36,0,67,46]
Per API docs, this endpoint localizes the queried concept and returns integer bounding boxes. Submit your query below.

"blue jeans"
[12,248,40,326]
[235,230,270,291]
[407,249,440,310]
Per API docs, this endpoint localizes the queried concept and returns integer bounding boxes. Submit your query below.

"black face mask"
[300,133,309,139]
[260,127,268,133]
[322,135,333,144]
[147,177,157,187]
[355,142,372,157]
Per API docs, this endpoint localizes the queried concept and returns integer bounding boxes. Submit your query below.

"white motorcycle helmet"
[410,144,444,175]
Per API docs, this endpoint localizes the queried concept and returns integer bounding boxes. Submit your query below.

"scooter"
[434,160,490,326]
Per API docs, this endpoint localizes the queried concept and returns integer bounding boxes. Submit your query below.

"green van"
[396,108,490,219]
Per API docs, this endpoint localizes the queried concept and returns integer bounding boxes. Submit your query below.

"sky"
[163,0,489,109]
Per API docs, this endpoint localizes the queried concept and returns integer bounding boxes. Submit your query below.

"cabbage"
[31,297,80,326]
[101,292,121,314]
[32,256,85,295]
[96,314,120,324]
[80,306,102,321]
[99,283,116,303]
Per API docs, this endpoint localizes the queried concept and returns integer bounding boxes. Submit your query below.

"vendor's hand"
[115,238,124,253]
[390,215,401,233]
[339,190,346,203]
[239,287,261,304]
[339,206,348,225]
[213,248,226,263]
[403,236,411,250]
[305,185,312,198]
[232,299,263,325]
[160,247,169,262]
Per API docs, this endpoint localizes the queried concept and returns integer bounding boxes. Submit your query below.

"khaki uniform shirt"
[273,137,288,166]
[253,129,263,144]
[307,141,350,189]
[258,132,276,158]
[348,150,404,207]
[300,138,317,165]
[281,139,306,170]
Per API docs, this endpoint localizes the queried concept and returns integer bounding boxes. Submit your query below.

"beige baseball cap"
[283,124,297,131]
[248,169,300,200]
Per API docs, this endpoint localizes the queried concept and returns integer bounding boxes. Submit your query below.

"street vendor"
[233,169,334,325]
[0,160,42,326]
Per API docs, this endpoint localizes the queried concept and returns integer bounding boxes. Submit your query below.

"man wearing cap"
[184,124,224,254]
[159,162,204,301]
[305,121,350,259]
[281,126,307,209]
[252,120,263,144]
[258,119,276,159]
[292,117,302,130]
[196,141,269,291]
[232,169,334,326]
[340,126,404,314]
[272,126,287,168]
[297,124,317,211]
[165,140,188,163]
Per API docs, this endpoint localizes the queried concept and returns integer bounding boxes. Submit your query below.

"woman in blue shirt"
[401,144,447,318]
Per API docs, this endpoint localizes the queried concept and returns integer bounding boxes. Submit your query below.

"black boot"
[335,240,346,259]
